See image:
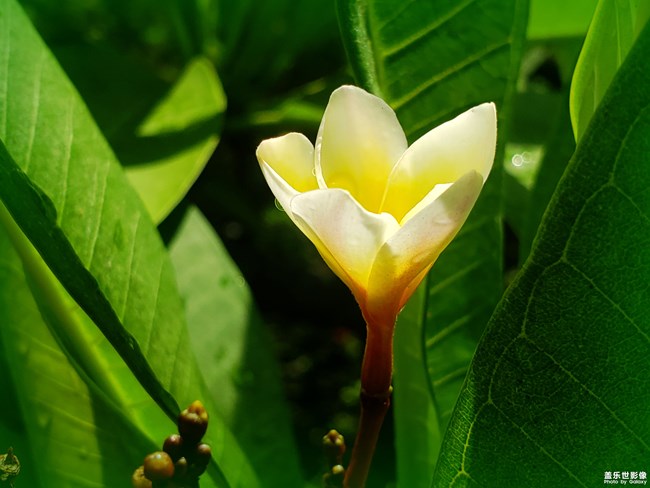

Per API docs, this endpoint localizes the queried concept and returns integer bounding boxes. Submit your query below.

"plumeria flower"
[256,85,496,337]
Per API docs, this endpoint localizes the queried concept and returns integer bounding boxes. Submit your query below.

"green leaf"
[0,0,170,422]
[337,0,528,485]
[434,21,650,487]
[0,223,156,487]
[163,0,220,59]
[0,199,175,440]
[335,0,382,94]
[120,57,226,224]
[0,331,39,488]
[342,0,527,139]
[169,207,304,486]
[51,43,168,141]
[570,0,650,141]
[219,0,341,100]
[527,0,598,39]
[392,286,441,488]
[0,1,257,485]
[54,45,225,224]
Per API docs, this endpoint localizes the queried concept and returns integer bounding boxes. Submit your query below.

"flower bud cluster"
[132,400,211,488]
[322,429,346,488]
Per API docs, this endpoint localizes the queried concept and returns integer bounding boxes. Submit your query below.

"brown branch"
[343,318,395,488]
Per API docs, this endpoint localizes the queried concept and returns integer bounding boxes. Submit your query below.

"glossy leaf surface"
[435,22,650,487]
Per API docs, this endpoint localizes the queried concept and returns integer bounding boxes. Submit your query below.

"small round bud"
[131,465,152,488]
[173,457,188,480]
[323,464,345,488]
[194,443,212,467]
[163,434,184,461]
[186,443,211,478]
[143,451,174,481]
[178,400,209,445]
[322,429,346,467]
[186,400,208,417]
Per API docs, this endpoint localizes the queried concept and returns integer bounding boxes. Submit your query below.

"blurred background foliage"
[4,0,641,485]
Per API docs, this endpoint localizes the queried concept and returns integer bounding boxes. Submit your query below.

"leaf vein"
[431,365,468,389]
[427,258,489,297]
[392,39,510,110]
[375,0,420,30]
[0,2,11,137]
[119,212,141,321]
[23,49,46,173]
[142,258,164,356]
[562,258,650,343]
[86,162,109,268]
[381,0,477,58]
[426,312,473,348]
[524,336,650,451]
[491,402,590,487]
[57,99,74,221]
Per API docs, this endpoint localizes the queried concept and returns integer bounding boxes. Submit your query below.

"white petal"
[289,188,400,298]
[315,85,408,213]
[366,171,484,320]
[256,133,317,193]
[381,102,496,221]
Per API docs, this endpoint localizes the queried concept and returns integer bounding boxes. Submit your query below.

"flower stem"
[344,319,394,488]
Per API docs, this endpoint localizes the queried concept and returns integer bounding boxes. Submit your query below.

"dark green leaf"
[434,21,650,487]
[392,286,441,488]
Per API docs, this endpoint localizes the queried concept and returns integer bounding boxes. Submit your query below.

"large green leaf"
[337,1,528,486]
[0,201,174,443]
[0,1,257,485]
[434,21,650,487]
[0,221,158,487]
[570,0,650,141]
[169,207,303,486]
[392,285,440,488]
[0,314,38,488]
